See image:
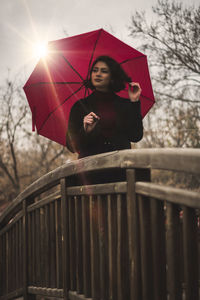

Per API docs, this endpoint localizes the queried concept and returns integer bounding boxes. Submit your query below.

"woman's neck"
[95,87,111,93]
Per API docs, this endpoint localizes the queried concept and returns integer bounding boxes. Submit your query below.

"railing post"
[126,168,151,300]
[23,199,35,300]
[166,203,182,300]
[183,207,199,300]
[126,169,141,300]
[61,178,70,300]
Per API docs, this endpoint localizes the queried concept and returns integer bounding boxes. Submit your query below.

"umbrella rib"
[84,29,102,99]
[86,29,102,81]
[26,82,82,87]
[142,95,155,102]
[38,84,85,133]
[61,54,84,81]
[120,55,145,65]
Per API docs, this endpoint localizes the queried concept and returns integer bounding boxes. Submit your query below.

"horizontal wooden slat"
[69,290,92,300]
[67,182,127,196]
[27,191,60,212]
[0,211,23,236]
[28,286,64,297]
[136,182,200,208]
[0,288,23,300]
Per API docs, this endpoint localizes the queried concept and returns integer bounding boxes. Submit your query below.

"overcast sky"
[0,0,199,83]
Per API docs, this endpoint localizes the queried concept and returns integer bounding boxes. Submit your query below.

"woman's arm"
[66,102,100,153]
[66,102,85,153]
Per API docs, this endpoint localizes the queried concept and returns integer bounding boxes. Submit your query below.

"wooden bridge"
[0,148,199,300]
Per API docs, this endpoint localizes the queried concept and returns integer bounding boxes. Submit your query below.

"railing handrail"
[0,148,200,227]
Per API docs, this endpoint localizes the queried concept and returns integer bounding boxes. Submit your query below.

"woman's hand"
[128,82,142,102]
[83,112,100,133]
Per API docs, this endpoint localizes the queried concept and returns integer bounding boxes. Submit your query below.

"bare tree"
[0,75,27,200]
[0,74,75,209]
[129,0,200,148]
[129,0,200,104]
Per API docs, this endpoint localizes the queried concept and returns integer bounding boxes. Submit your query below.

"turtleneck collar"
[92,89,116,100]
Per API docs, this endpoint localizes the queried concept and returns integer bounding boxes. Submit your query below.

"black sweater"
[66,90,143,158]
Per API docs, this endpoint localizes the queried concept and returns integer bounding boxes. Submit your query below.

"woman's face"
[91,61,111,92]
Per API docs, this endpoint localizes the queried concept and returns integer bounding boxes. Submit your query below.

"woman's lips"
[94,78,102,82]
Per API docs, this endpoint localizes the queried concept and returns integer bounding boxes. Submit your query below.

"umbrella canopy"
[23,28,155,146]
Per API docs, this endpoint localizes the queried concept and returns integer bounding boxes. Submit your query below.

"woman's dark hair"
[86,55,131,93]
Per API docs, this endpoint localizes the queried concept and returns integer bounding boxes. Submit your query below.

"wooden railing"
[0,148,199,300]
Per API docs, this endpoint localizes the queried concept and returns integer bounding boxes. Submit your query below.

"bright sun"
[33,42,48,59]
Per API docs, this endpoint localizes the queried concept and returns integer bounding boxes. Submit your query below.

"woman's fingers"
[89,112,99,120]
[84,115,98,124]
[128,82,142,102]
[84,116,93,123]
[83,112,100,132]
[129,82,141,92]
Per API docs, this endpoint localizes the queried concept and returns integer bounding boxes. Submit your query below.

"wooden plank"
[13,226,17,291]
[0,211,23,236]
[75,196,83,293]
[13,225,17,291]
[150,198,167,300]
[2,234,6,295]
[117,194,122,300]
[15,222,19,289]
[68,290,92,300]
[6,230,9,293]
[22,200,31,300]
[107,194,117,300]
[98,195,108,300]
[120,148,200,174]
[121,194,130,300]
[69,196,76,290]
[0,235,2,294]
[35,207,41,286]
[82,195,91,298]
[166,203,182,300]
[60,178,70,299]
[28,286,64,297]
[90,195,100,300]
[10,228,14,292]
[182,207,199,300]
[19,218,23,290]
[55,199,63,289]
[138,194,154,300]
[49,201,56,287]
[27,213,32,286]
[126,169,142,300]
[11,227,15,291]
[0,288,24,300]
[44,204,50,287]
[67,182,127,196]
[27,190,60,212]
[31,211,36,286]
[136,182,200,208]
[117,194,129,300]
[39,207,46,287]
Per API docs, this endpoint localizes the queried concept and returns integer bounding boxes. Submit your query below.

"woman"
[66,55,143,158]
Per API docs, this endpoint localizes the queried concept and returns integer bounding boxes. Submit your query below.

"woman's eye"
[92,68,109,74]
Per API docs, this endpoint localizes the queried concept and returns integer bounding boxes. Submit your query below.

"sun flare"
[33,42,48,59]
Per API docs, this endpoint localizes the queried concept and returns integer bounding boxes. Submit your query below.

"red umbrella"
[23,28,155,146]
